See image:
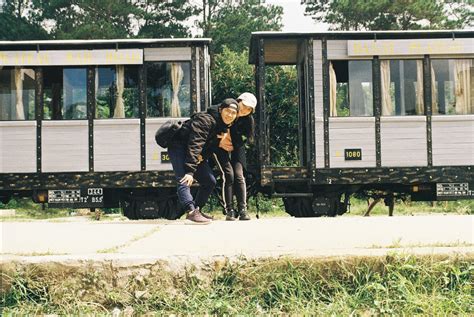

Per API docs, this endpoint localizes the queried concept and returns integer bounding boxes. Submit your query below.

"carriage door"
[255,39,312,185]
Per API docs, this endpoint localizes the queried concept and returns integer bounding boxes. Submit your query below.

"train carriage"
[249,30,473,216]
[1,31,473,219]
[0,38,211,219]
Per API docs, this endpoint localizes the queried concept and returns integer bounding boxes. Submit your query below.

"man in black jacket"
[168,99,239,223]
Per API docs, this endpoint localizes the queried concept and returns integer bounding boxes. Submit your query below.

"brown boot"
[197,207,214,220]
[186,208,211,224]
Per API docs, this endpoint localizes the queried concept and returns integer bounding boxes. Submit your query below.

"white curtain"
[454,60,472,114]
[0,66,5,120]
[415,60,424,115]
[329,62,337,116]
[114,65,125,118]
[170,63,184,117]
[380,60,393,116]
[14,67,25,120]
[431,65,439,114]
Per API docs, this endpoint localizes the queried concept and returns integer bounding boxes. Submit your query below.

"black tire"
[283,197,314,217]
[121,197,138,220]
[121,191,181,220]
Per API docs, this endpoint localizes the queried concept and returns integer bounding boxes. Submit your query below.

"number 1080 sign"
[345,149,362,160]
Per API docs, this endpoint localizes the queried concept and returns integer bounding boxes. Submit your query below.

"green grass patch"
[0,198,72,220]
[1,254,472,315]
[346,198,473,216]
[1,196,472,221]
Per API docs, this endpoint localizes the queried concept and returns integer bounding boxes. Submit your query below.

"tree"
[0,0,49,40]
[28,0,138,39]
[212,47,299,166]
[1,0,199,40]
[135,0,199,38]
[197,0,283,54]
[302,0,473,30]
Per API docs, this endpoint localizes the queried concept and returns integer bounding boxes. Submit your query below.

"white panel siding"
[94,119,140,172]
[327,40,348,59]
[144,47,192,61]
[0,121,36,173]
[42,121,88,172]
[145,118,176,171]
[315,117,325,168]
[196,47,201,112]
[329,117,376,168]
[313,40,323,118]
[381,116,427,167]
[432,115,474,166]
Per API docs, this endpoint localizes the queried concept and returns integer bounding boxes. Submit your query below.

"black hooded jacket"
[173,107,229,176]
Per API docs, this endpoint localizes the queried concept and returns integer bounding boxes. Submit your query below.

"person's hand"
[180,174,194,187]
[218,131,234,152]
[219,142,233,152]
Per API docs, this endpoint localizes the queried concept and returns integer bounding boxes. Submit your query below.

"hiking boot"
[225,209,237,221]
[238,209,251,221]
[186,208,211,224]
[197,207,214,220]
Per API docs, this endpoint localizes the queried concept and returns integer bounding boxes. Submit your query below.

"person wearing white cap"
[213,92,257,220]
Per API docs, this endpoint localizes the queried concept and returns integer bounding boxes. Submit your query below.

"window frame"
[42,66,89,121]
[379,58,426,117]
[144,60,192,118]
[94,64,140,119]
[0,66,37,121]
[329,59,375,118]
[430,57,474,116]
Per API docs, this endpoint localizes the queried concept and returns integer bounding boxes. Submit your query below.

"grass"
[1,254,472,315]
[368,240,474,249]
[1,195,472,222]
[346,198,474,216]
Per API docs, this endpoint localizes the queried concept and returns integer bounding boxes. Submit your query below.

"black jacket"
[173,107,229,176]
[230,115,253,150]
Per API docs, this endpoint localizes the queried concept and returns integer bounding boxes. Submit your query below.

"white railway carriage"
[0,39,211,219]
[1,31,473,219]
[249,30,473,216]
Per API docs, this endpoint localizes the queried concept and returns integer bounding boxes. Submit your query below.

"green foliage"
[0,0,199,40]
[29,0,139,39]
[212,48,300,166]
[203,0,283,54]
[0,1,49,40]
[2,255,473,314]
[265,65,299,166]
[136,0,199,38]
[212,47,255,103]
[0,198,71,219]
[347,197,474,216]
[303,0,473,30]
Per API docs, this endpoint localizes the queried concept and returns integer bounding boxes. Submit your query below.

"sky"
[266,0,329,32]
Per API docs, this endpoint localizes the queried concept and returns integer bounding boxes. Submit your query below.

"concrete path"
[1,215,473,265]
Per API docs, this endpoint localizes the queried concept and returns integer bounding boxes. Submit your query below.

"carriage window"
[43,67,87,120]
[380,60,424,116]
[431,59,473,115]
[0,67,36,121]
[96,66,139,119]
[330,60,373,117]
[146,62,191,118]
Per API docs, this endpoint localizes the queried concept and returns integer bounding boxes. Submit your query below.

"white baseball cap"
[237,92,257,112]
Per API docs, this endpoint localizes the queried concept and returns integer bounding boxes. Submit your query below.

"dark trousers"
[214,147,247,212]
[168,143,216,213]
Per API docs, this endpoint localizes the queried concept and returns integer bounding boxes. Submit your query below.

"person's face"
[238,101,253,117]
[220,107,238,125]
